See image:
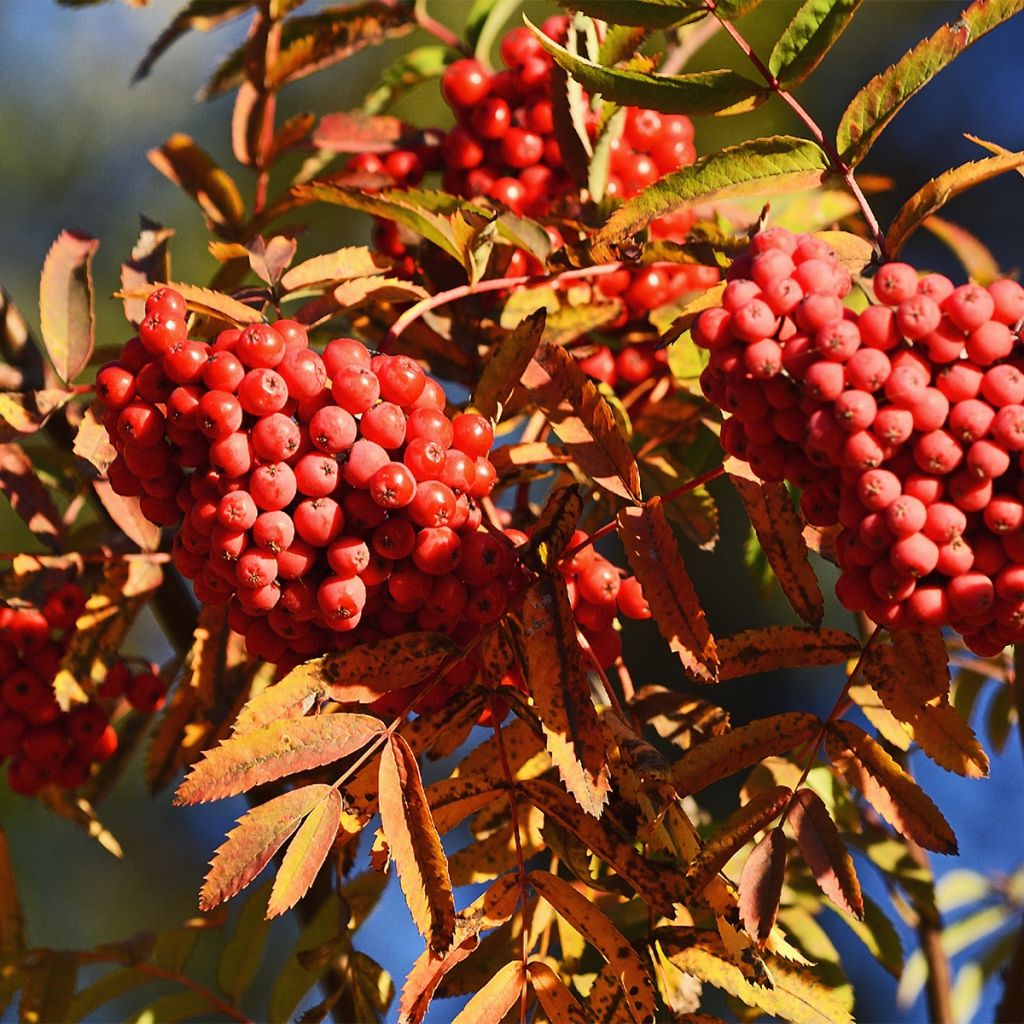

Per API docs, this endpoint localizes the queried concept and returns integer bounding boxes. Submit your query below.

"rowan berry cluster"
[696,226,1024,654]
[0,584,163,796]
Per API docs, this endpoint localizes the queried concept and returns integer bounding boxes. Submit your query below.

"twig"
[996,912,1024,1023]
[411,0,470,56]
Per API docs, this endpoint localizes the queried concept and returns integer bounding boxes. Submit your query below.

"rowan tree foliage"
[3,1,1024,1022]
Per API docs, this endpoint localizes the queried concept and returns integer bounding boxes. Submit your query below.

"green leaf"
[39,231,97,385]
[218,881,272,1002]
[69,969,154,1023]
[129,990,210,1023]
[596,136,830,245]
[532,19,766,116]
[769,0,862,88]
[836,0,1024,167]
[361,45,449,115]
[886,148,1024,257]
[556,0,705,30]
[828,893,904,977]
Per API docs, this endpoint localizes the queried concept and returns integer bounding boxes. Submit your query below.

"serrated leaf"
[39,230,97,385]
[769,0,862,88]
[887,148,1024,256]
[512,575,611,817]
[200,784,331,912]
[533,18,766,115]
[175,713,384,804]
[71,405,115,476]
[522,484,582,572]
[267,789,342,919]
[922,214,1000,284]
[121,216,174,325]
[826,892,903,978]
[450,960,524,1024]
[790,788,863,918]
[596,136,830,246]
[0,443,63,547]
[530,870,657,1023]
[618,498,718,681]
[891,628,950,701]
[825,720,957,853]
[119,281,261,325]
[738,829,787,944]
[836,0,1024,166]
[379,734,455,954]
[217,881,271,1002]
[730,470,823,625]
[671,712,821,796]
[716,626,860,680]
[527,960,588,1023]
[472,309,546,422]
[0,829,23,956]
[280,246,388,292]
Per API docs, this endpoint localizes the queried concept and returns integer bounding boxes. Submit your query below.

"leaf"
[247,235,298,288]
[68,969,154,1023]
[450,960,524,1024]
[361,45,449,115]
[532,18,766,115]
[521,484,583,572]
[522,342,642,501]
[200,784,330,912]
[92,481,162,552]
[280,245,388,292]
[768,0,862,88]
[0,443,63,546]
[472,309,546,422]
[217,881,271,1002]
[467,0,521,62]
[527,961,588,1024]
[836,0,1024,166]
[148,134,246,235]
[618,499,718,681]
[119,280,262,325]
[267,789,342,919]
[738,828,787,944]
[596,136,830,246]
[890,628,950,701]
[0,828,24,956]
[886,148,1024,256]
[313,111,411,153]
[175,713,384,804]
[557,0,705,29]
[0,286,46,392]
[73,406,117,475]
[922,214,1000,285]
[825,720,957,853]
[18,951,78,1024]
[729,468,823,624]
[716,626,860,680]
[38,230,97,384]
[529,870,657,1024]
[37,789,123,858]
[671,712,821,796]
[512,575,611,817]
[379,734,455,954]
[120,216,174,325]
[789,788,863,918]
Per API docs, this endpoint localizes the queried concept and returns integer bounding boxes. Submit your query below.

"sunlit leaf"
[120,216,174,324]
[280,246,389,293]
[716,626,859,680]
[450,960,524,1024]
[521,484,583,572]
[922,214,1000,284]
[119,280,262,325]
[768,0,862,88]
[472,309,546,422]
[39,230,97,385]
[0,443,63,547]
[268,788,342,918]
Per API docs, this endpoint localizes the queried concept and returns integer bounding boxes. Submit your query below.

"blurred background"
[1,1,1024,1022]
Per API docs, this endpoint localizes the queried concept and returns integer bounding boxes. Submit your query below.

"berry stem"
[704,1,887,259]
[410,0,471,56]
[382,262,626,350]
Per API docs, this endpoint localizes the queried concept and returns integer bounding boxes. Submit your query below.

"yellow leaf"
[279,245,389,292]
[890,628,950,701]
[716,626,859,681]
[528,960,588,1024]
[451,961,524,1024]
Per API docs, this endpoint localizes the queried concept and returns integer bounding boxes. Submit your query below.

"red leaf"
[39,230,97,385]
[313,111,411,153]
[738,828,787,944]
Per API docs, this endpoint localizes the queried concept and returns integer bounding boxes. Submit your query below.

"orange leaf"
[200,784,330,911]
[728,470,823,626]
[890,628,950,702]
[715,626,859,680]
[267,788,342,918]
[529,870,657,1024]
[527,961,588,1023]
[279,245,388,292]
[618,499,718,682]
[379,734,456,954]
[73,405,117,475]
[521,484,583,572]
[231,665,332,738]
[425,775,504,834]
[522,341,642,500]
[671,712,820,796]
[450,960,524,1024]
[175,713,384,804]
[512,575,611,817]
[39,230,97,385]
[789,788,863,919]
[825,720,957,854]
[92,481,161,552]
[738,828,787,944]
[472,309,546,421]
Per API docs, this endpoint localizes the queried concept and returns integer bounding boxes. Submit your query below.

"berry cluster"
[97,287,524,672]
[0,584,164,796]
[696,226,1024,655]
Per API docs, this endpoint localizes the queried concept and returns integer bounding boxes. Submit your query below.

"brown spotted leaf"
[472,309,546,422]
[529,870,657,1024]
[738,828,787,944]
[450,960,524,1024]
[522,341,641,501]
[39,230,97,385]
[424,774,504,834]
[512,575,611,817]
[0,443,63,547]
[825,720,957,853]
[232,666,332,738]
[789,788,863,919]
[176,713,384,804]
[200,784,331,912]
[379,734,456,954]
[729,469,823,625]
[618,499,718,682]
[521,484,582,572]
[267,788,342,919]
[716,626,859,680]
[586,960,637,1023]
[527,960,588,1023]
[890,628,950,701]
[671,712,821,796]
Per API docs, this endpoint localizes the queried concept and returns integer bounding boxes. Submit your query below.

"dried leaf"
[521,484,582,572]
[790,788,863,919]
[200,784,331,911]
[922,214,1000,285]
[0,443,63,546]
[825,720,957,853]
[73,406,117,476]
[0,388,74,439]
[472,309,546,421]
[716,626,860,680]
[527,960,588,1023]
[247,235,298,288]
[176,713,384,804]
[268,788,342,918]
[522,341,642,501]
[618,499,718,682]
[890,628,950,701]
[423,774,504,834]
[17,951,78,1024]
[39,230,97,384]
[313,111,410,153]
[379,734,456,954]
[671,712,821,796]
[451,960,524,1024]
[512,575,611,817]
[738,828,787,944]
[121,216,174,324]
